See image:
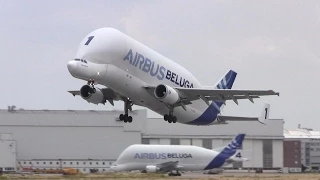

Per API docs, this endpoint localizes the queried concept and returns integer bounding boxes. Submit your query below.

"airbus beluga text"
[67,27,279,126]
[110,134,248,176]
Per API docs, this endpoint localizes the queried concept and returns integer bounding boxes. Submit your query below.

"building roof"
[284,128,320,139]
[0,109,144,114]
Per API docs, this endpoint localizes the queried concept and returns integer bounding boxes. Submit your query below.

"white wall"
[0,133,13,140]
[149,139,159,144]
[191,139,202,147]
[0,110,146,160]
[212,139,223,149]
[273,140,283,168]
[242,140,264,168]
[223,139,232,146]
[252,140,263,168]
[17,160,114,173]
[4,126,140,160]
[0,140,17,171]
[0,109,284,170]
[180,139,191,145]
[243,140,253,168]
[159,139,170,145]
[145,118,284,138]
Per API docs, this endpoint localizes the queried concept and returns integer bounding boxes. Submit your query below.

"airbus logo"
[134,153,193,159]
[123,49,194,88]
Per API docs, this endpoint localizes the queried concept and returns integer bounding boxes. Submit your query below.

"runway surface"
[1,172,319,179]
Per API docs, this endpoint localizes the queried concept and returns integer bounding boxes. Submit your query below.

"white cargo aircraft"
[110,134,248,176]
[67,27,279,125]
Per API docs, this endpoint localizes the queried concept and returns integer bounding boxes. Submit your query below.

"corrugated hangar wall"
[0,109,284,169]
[0,109,147,160]
[143,117,284,169]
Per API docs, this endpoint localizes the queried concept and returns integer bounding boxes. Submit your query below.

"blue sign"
[123,49,194,88]
[134,153,193,159]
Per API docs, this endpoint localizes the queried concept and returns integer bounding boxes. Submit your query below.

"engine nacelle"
[154,84,180,105]
[80,85,105,104]
[145,165,160,173]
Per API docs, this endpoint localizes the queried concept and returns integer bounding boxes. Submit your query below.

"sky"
[1,0,320,130]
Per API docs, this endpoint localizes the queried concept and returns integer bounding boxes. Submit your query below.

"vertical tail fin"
[224,134,245,152]
[212,134,246,154]
[220,134,246,157]
[205,134,245,170]
[214,70,237,90]
[212,70,237,113]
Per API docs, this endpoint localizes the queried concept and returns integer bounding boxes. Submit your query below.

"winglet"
[258,103,270,125]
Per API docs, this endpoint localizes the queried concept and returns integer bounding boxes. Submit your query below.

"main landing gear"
[163,105,177,123]
[168,170,181,176]
[119,98,133,123]
[87,80,96,92]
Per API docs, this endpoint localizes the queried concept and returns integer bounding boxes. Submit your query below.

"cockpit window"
[74,58,88,63]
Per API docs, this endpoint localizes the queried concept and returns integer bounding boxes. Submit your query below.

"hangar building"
[0,108,284,173]
[284,127,320,170]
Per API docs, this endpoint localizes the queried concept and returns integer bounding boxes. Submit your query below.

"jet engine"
[80,85,105,104]
[154,84,180,105]
[145,165,160,173]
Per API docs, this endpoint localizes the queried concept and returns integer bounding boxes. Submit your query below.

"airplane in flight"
[67,27,279,125]
[110,134,248,176]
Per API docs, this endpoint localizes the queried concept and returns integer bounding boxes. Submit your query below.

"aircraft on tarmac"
[67,27,279,125]
[110,134,248,176]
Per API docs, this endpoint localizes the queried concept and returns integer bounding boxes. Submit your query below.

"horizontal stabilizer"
[217,103,270,125]
[226,149,250,164]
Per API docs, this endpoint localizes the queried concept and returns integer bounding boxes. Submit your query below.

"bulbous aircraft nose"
[67,60,77,74]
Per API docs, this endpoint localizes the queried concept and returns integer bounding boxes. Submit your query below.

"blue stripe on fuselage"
[204,149,234,170]
[185,70,237,125]
[185,101,223,125]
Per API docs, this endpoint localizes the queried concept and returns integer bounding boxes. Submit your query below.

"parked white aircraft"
[67,27,279,125]
[110,134,248,176]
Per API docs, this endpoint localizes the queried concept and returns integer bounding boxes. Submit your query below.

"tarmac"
[1,171,319,180]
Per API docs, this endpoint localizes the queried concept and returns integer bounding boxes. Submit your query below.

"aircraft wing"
[68,87,140,107]
[156,161,183,172]
[143,86,279,105]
